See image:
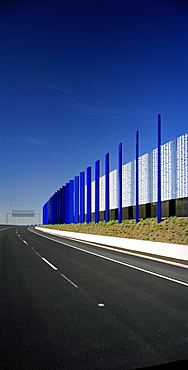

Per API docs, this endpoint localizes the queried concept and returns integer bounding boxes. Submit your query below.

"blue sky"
[0,0,188,224]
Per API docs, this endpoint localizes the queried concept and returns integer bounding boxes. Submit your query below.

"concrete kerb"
[35,226,188,265]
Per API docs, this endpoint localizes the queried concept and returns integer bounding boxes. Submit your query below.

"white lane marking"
[23,240,28,245]
[60,273,78,288]
[98,303,105,307]
[29,228,188,287]
[0,227,14,232]
[36,252,41,257]
[16,228,21,238]
[63,237,188,269]
[42,257,58,270]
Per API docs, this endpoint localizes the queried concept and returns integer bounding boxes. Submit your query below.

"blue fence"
[43,115,188,225]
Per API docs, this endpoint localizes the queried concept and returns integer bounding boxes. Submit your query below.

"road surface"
[1,225,188,369]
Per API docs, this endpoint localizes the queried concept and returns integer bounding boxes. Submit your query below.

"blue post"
[61,186,66,224]
[57,190,60,224]
[43,203,47,225]
[80,171,85,223]
[136,131,139,223]
[105,153,109,222]
[95,160,100,223]
[158,114,161,223]
[66,183,69,223]
[43,202,47,225]
[69,180,74,223]
[43,204,44,224]
[50,196,53,224]
[52,194,55,224]
[51,194,54,224]
[50,195,53,224]
[43,203,45,224]
[49,197,51,224]
[118,143,122,223]
[48,199,50,224]
[59,191,61,224]
[55,192,58,224]
[58,190,60,223]
[51,194,54,225]
[46,201,49,224]
[52,195,55,224]
[86,166,91,223]
[53,194,55,224]
[55,191,58,224]
[74,176,79,224]
[47,201,49,224]
[63,186,66,224]
[59,188,62,224]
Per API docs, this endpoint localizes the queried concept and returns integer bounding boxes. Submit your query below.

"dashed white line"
[36,252,42,257]
[42,257,58,270]
[23,240,28,245]
[29,228,188,287]
[60,273,78,288]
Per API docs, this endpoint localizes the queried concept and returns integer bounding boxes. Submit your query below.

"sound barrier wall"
[43,132,187,224]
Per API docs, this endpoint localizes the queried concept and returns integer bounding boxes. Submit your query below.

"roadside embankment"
[35,222,188,265]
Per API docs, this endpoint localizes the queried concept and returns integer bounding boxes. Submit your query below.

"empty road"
[1,226,188,369]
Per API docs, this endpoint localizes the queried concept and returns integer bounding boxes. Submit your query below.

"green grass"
[40,216,188,245]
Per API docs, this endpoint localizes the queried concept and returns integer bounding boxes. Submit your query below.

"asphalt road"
[1,226,188,369]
